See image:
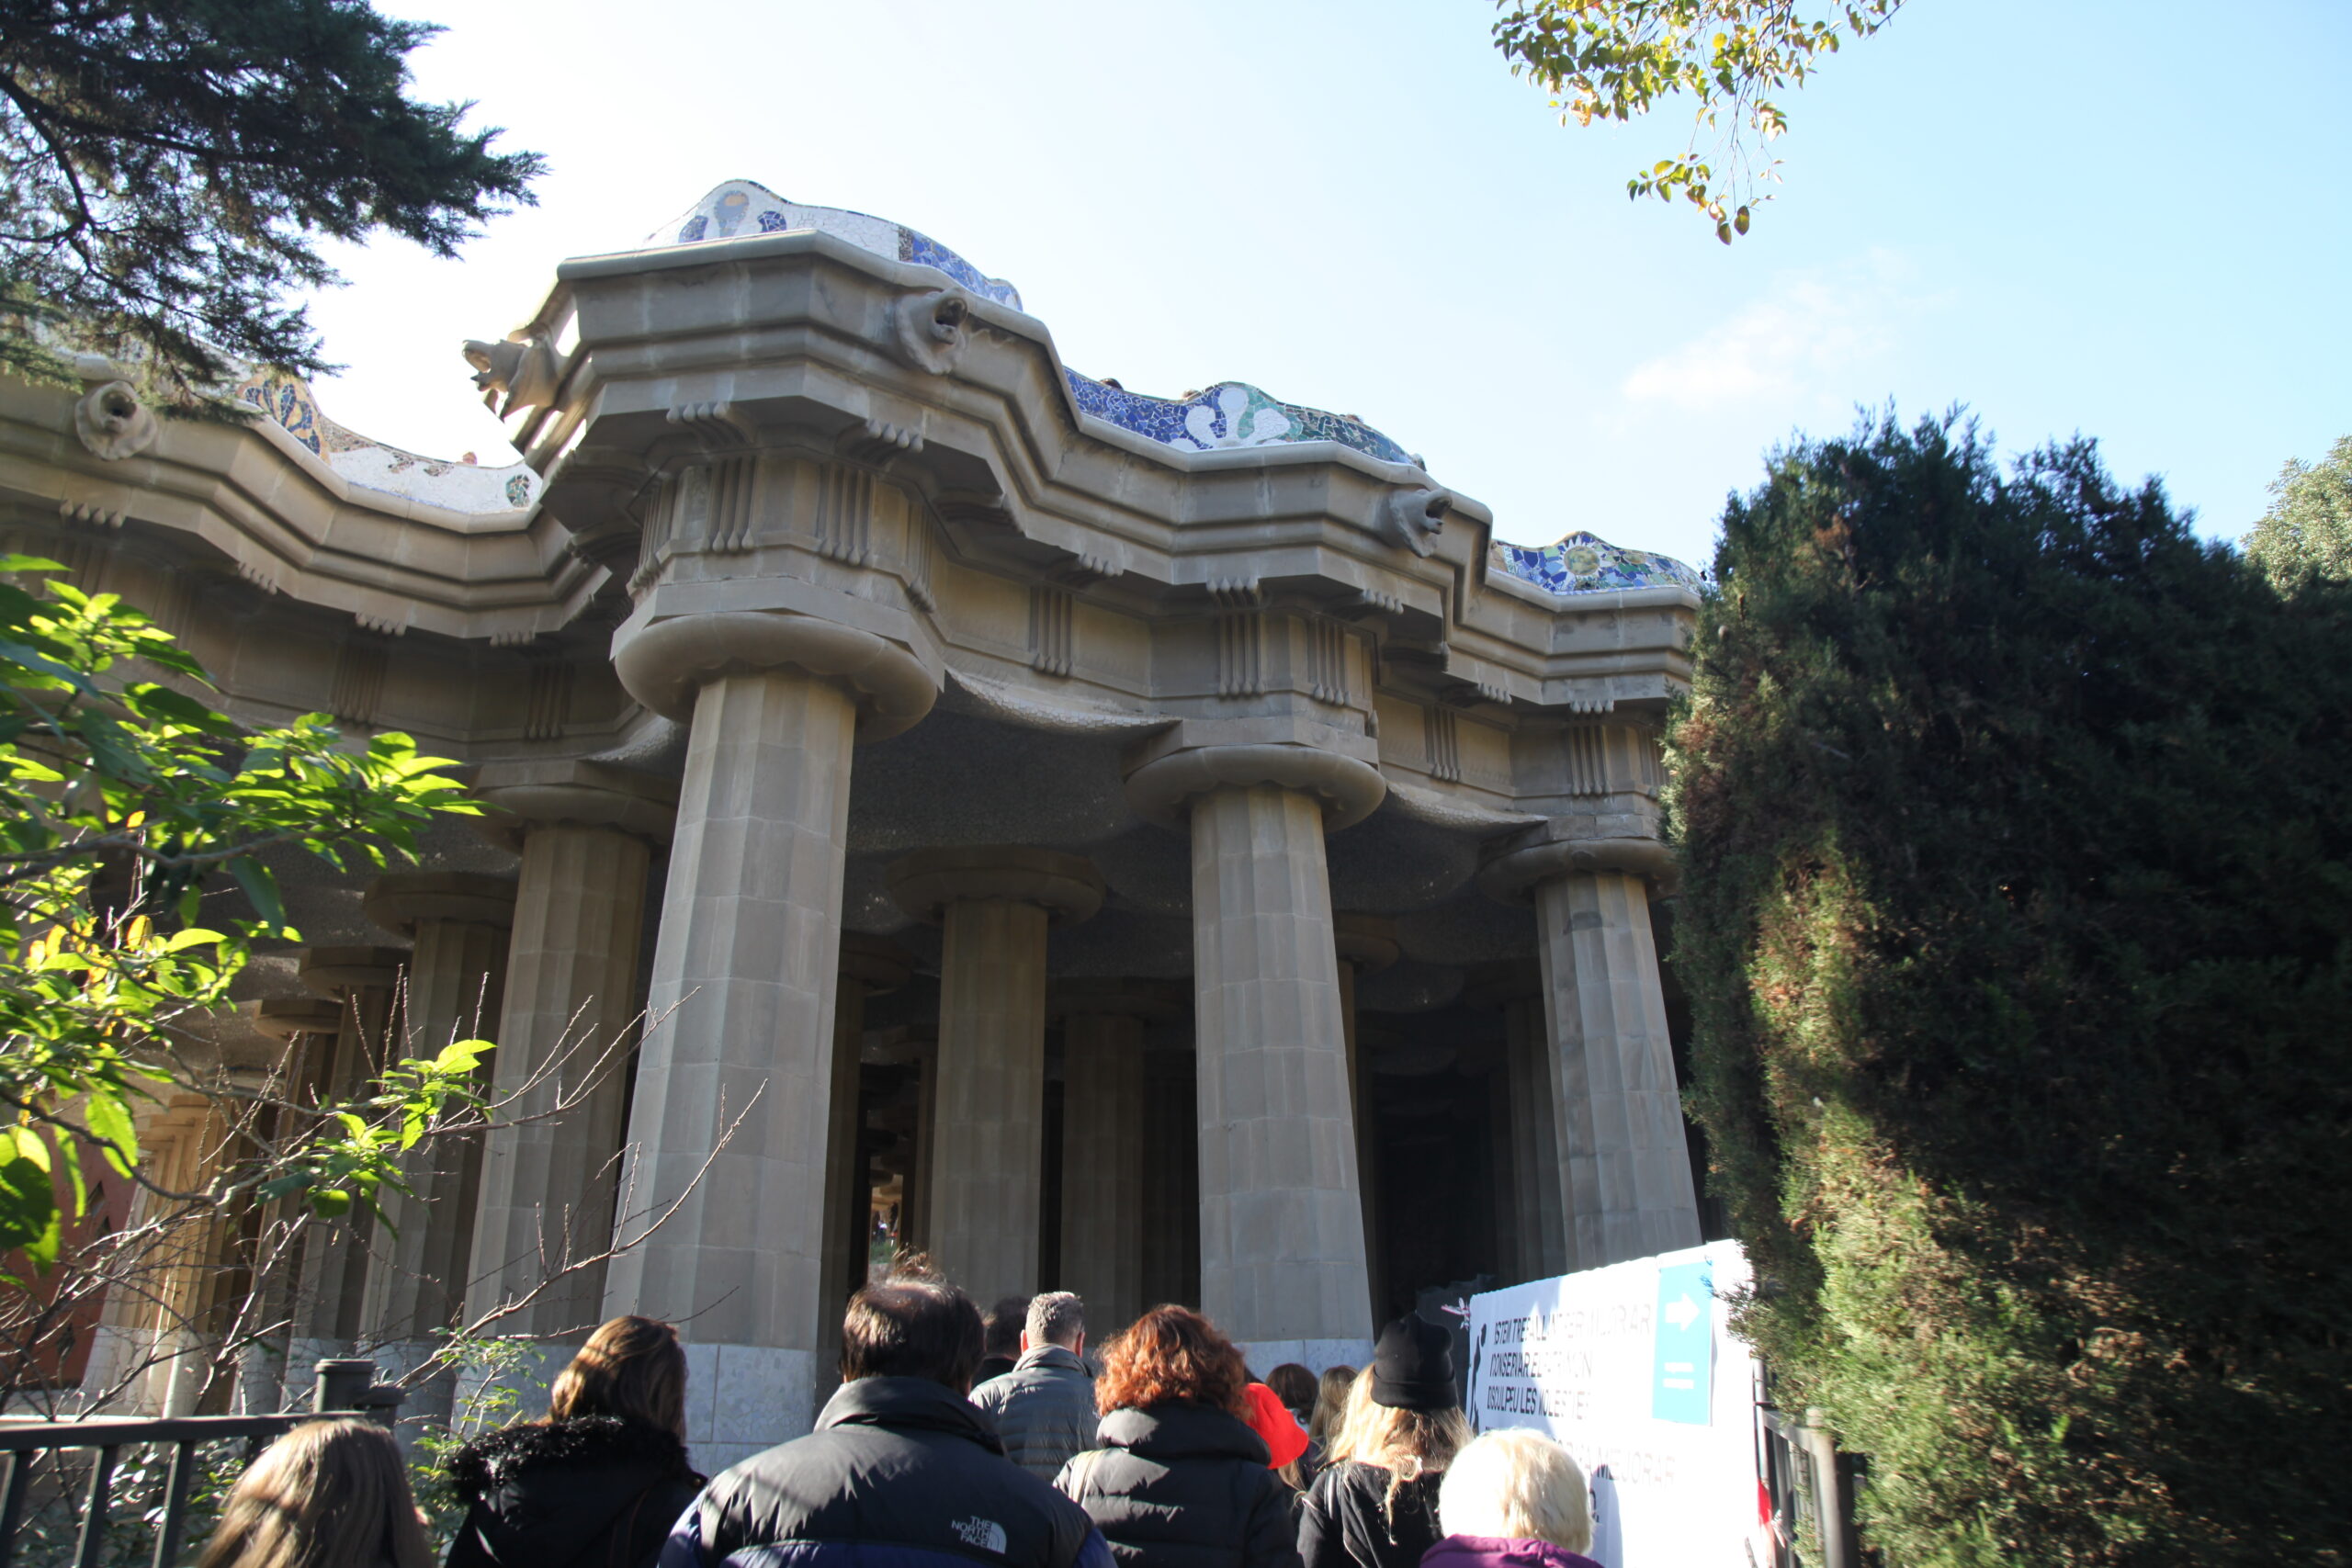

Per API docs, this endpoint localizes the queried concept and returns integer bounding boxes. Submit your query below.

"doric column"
[284,945,407,1377]
[824,936,913,1334]
[1484,1063,1521,1283]
[463,761,676,1339]
[905,1028,940,1252]
[1138,1032,1200,1310]
[602,604,936,1464]
[358,873,514,1390]
[1465,960,1567,1279]
[1481,821,1700,1269]
[1125,739,1385,1371]
[249,997,343,1406]
[887,848,1102,1305]
[1052,980,1182,1336]
[79,1090,241,1415]
[1333,914,1398,1323]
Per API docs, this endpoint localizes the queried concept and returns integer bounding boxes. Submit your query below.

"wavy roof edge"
[210,183,1702,592]
[647,183,1702,597]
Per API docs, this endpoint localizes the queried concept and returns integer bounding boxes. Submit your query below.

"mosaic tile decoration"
[645,183,1696,598]
[1063,371,1418,468]
[231,369,540,515]
[1490,531,1705,595]
[650,180,1024,311]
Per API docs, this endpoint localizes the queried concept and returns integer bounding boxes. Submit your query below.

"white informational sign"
[1463,1241,1760,1568]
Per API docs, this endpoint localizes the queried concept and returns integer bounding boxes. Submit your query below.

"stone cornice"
[0,380,602,643]
[535,231,1696,707]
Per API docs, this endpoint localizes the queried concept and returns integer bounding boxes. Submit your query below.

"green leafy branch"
[0,553,482,1272]
[1492,0,1904,243]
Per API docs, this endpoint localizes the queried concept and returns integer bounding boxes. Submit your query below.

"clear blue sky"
[304,0,2351,572]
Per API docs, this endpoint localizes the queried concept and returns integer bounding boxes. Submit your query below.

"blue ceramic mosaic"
[1063,372,1415,467]
[654,181,1024,310]
[651,183,1697,598]
[230,368,541,513]
[1490,532,1705,595]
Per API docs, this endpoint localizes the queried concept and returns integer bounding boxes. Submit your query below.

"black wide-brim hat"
[1372,1314,1457,1411]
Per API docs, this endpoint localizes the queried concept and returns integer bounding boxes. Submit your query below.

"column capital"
[472,758,680,852]
[885,846,1102,927]
[254,996,345,1041]
[1333,913,1400,972]
[298,944,410,998]
[364,871,518,938]
[1476,816,1676,903]
[840,932,916,993]
[1050,977,1187,1021]
[1124,740,1385,830]
[612,604,936,740]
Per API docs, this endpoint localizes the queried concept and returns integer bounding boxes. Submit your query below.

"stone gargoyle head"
[74,379,159,461]
[1378,485,1452,558]
[890,287,975,376]
[462,332,565,419]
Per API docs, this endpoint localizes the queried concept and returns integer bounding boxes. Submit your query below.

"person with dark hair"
[974,1291,1099,1480]
[977,1293,1034,1387]
[199,1416,434,1568]
[1298,1318,1469,1568]
[1264,1365,1325,1492]
[661,1272,1110,1568]
[1265,1365,1317,1427]
[1054,1305,1302,1568]
[445,1314,703,1568]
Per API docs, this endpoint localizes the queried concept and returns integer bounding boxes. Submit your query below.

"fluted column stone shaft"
[1187,784,1369,1365]
[358,875,514,1364]
[1504,992,1570,1277]
[1486,1067,1521,1282]
[887,848,1101,1307]
[1333,915,1397,1325]
[463,821,655,1336]
[1533,870,1701,1267]
[820,937,911,1352]
[1056,982,1173,1336]
[599,668,858,1457]
[288,947,406,1355]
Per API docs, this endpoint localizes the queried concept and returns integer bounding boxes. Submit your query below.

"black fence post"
[70,1444,120,1568]
[0,1450,31,1568]
[150,1441,198,1568]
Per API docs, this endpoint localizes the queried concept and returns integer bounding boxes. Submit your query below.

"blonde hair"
[197,1417,433,1568]
[1307,1363,1356,1450]
[1327,1366,1473,1514]
[1437,1430,1593,1555]
[549,1314,688,1436]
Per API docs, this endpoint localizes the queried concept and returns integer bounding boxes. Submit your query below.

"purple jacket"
[1419,1537,1605,1568]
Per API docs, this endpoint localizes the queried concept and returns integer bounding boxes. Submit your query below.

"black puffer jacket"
[1056,1404,1302,1568]
[446,1416,703,1568]
[659,1376,1109,1568]
[1296,1461,1442,1568]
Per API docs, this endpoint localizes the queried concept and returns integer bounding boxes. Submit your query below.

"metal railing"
[0,1359,404,1568]
[1757,1400,1864,1568]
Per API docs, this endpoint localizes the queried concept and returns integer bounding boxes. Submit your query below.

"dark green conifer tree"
[0,0,542,396]
[1668,414,2352,1565]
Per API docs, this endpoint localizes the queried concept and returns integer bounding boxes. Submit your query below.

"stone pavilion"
[24,182,1711,1467]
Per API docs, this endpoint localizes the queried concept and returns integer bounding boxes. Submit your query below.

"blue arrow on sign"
[1651,1259,1713,1425]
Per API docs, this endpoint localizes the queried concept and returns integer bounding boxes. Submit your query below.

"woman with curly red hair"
[1054,1306,1303,1568]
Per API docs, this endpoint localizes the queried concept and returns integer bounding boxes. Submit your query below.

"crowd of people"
[192,1269,1607,1568]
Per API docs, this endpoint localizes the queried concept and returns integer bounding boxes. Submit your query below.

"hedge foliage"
[1667,415,2352,1565]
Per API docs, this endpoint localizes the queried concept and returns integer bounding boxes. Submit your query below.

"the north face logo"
[952,1517,1009,1555]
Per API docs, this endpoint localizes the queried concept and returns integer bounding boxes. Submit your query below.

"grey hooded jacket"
[972,1343,1100,1481]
